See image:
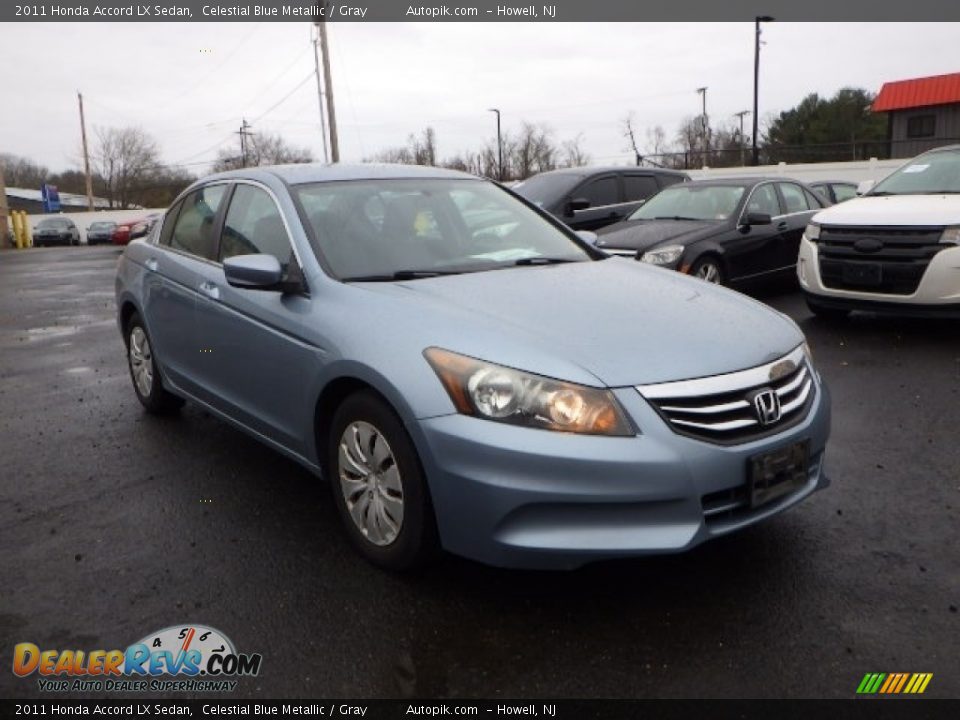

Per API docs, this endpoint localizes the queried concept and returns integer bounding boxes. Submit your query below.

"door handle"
[145,258,159,272]
[777,221,788,230]
[198,281,220,301]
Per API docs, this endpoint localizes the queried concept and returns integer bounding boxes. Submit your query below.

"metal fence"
[642,137,960,170]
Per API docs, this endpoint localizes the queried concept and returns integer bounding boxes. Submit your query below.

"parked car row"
[26,214,164,247]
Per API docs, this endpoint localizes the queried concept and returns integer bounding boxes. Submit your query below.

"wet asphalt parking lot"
[1,245,958,700]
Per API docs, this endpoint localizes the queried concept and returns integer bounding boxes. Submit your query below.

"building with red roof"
[872,72,960,158]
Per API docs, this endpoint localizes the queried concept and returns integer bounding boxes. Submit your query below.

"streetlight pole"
[752,15,774,166]
[488,108,502,181]
[734,110,751,166]
[696,87,708,164]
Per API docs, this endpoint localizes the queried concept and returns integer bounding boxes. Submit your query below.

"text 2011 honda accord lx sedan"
[115,164,831,570]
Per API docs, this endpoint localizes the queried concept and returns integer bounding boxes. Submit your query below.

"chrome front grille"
[636,346,815,445]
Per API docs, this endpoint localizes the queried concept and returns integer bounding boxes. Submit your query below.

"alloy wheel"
[695,261,721,284]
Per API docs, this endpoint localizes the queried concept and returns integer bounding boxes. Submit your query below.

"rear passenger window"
[220,185,294,267]
[168,185,227,260]
[623,175,659,202]
[577,176,619,208]
[832,184,858,202]
[803,187,826,208]
[779,183,811,213]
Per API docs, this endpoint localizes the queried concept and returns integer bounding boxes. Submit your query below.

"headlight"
[424,348,634,436]
[640,244,684,266]
[940,227,960,245]
[805,223,821,241]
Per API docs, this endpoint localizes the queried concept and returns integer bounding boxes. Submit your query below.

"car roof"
[526,165,688,179]
[202,163,479,185]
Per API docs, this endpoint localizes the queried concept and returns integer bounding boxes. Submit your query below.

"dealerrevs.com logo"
[13,624,262,693]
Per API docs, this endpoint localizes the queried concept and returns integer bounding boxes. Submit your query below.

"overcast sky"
[2,22,958,177]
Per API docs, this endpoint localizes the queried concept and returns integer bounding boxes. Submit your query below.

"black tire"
[690,255,725,285]
[806,297,851,321]
[124,312,184,414]
[327,391,438,571]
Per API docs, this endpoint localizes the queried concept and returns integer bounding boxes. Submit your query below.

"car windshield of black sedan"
[90,222,115,230]
[294,178,593,280]
[871,148,960,195]
[629,184,747,222]
[37,218,71,228]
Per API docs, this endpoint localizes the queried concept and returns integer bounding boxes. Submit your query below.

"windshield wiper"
[512,257,578,266]
[342,269,465,282]
[867,191,898,196]
[921,190,960,194]
[651,216,702,221]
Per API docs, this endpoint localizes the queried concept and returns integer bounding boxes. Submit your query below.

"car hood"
[813,194,960,226]
[355,259,802,387]
[595,219,721,253]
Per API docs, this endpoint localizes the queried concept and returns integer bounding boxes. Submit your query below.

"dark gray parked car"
[33,217,80,247]
[513,166,689,231]
[86,220,118,245]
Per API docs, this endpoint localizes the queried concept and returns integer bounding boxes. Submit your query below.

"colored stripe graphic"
[857,672,932,694]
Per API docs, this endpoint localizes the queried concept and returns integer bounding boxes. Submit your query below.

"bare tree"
[561,133,590,168]
[213,131,314,172]
[623,114,642,165]
[0,153,50,189]
[93,126,161,208]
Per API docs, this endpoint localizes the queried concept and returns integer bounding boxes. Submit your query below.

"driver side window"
[219,184,294,267]
[746,184,781,217]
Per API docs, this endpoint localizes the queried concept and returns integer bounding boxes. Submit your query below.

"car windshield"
[37,218,69,228]
[871,148,960,195]
[511,173,581,208]
[90,222,115,230]
[629,184,747,221]
[294,178,593,280]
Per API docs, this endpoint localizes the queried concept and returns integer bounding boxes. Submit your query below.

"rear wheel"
[125,313,184,414]
[806,297,851,321]
[691,256,724,285]
[328,391,438,571]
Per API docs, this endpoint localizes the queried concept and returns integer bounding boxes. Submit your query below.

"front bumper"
[798,236,960,310]
[414,379,830,569]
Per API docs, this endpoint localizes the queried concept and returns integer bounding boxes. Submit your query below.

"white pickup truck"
[798,145,960,318]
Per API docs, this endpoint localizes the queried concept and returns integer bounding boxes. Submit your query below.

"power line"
[251,71,316,125]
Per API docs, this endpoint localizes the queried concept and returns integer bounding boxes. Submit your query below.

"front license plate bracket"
[749,440,810,508]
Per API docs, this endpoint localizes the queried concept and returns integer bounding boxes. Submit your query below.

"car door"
[723,182,784,280]
[775,182,823,271]
[191,181,318,456]
[563,174,623,230]
[142,184,229,395]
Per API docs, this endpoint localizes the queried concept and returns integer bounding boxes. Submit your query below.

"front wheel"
[328,391,438,571]
[125,313,184,414]
[690,256,724,285]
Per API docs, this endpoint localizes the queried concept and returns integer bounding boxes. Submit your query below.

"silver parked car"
[34,217,80,247]
[115,164,831,570]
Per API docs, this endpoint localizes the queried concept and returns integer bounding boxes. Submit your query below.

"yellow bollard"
[11,211,23,249]
[22,213,32,247]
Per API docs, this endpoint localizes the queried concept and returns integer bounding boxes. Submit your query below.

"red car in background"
[112,213,162,245]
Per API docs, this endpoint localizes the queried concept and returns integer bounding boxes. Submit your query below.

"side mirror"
[856,179,875,196]
[224,254,283,290]
[566,197,590,215]
[744,212,772,226]
[575,230,598,246]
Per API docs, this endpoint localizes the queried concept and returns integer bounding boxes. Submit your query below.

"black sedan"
[86,220,118,245]
[593,177,829,286]
[33,217,80,247]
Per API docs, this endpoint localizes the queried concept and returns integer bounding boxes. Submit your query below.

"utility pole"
[78,92,95,212]
[0,161,10,249]
[734,110,751,166]
[316,17,339,162]
[312,27,330,163]
[753,16,774,166]
[696,87,709,164]
[237,119,253,167]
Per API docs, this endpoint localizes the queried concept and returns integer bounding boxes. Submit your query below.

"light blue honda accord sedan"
[115,164,830,570]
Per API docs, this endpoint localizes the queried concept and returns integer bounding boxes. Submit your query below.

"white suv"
[798,145,960,318]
